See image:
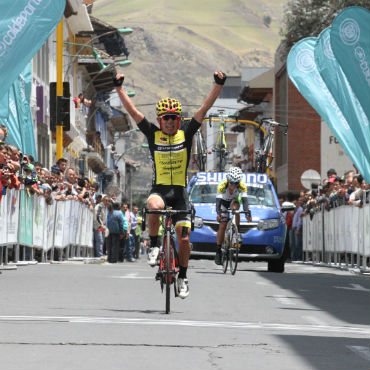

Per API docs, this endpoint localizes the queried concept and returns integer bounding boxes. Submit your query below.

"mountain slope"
[93,0,287,119]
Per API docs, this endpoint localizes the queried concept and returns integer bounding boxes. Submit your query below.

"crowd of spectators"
[1,123,146,263]
[281,168,369,262]
[300,168,369,218]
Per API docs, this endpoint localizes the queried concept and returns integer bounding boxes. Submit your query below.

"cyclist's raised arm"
[193,71,226,123]
[113,73,145,124]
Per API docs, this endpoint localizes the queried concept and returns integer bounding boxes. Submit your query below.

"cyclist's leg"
[147,192,165,240]
[147,191,165,266]
[216,220,228,246]
[231,201,240,228]
[172,188,191,298]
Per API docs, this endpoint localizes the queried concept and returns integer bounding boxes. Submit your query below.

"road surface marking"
[111,273,152,279]
[303,316,328,326]
[347,346,370,361]
[272,294,296,305]
[334,284,370,292]
[0,315,368,336]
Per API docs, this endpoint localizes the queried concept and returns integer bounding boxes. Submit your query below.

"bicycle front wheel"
[229,225,239,275]
[222,232,230,274]
[164,231,171,314]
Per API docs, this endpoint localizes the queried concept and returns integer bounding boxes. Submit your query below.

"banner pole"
[56,20,64,160]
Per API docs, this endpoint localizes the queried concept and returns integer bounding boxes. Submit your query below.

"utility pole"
[56,20,63,160]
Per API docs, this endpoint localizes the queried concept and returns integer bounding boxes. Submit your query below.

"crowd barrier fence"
[303,197,370,272]
[0,188,94,265]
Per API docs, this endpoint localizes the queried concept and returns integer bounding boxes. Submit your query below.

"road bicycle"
[255,118,288,174]
[192,128,208,171]
[221,209,251,275]
[208,111,239,172]
[142,207,195,314]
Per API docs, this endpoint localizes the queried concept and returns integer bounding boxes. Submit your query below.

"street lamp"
[83,59,132,93]
[86,92,136,131]
[63,28,132,77]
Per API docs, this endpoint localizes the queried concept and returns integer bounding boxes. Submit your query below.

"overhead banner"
[287,37,370,183]
[330,6,370,121]
[0,0,66,100]
[315,27,370,161]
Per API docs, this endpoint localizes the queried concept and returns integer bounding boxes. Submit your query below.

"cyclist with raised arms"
[215,166,252,265]
[113,71,227,298]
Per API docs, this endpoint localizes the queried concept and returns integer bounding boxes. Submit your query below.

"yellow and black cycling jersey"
[216,179,249,214]
[138,117,201,187]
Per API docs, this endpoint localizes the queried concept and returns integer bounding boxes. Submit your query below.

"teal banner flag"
[3,63,37,159]
[19,190,33,247]
[330,6,370,121]
[0,92,9,119]
[287,37,370,183]
[315,27,370,162]
[0,0,66,100]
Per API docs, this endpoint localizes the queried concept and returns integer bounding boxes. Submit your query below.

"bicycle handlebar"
[260,118,288,128]
[144,209,193,215]
[141,207,196,231]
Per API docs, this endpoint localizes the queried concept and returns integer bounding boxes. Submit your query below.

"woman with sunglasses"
[113,71,227,299]
[215,166,252,265]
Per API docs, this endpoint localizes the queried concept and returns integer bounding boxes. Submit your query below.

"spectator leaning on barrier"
[106,201,126,263]
[349,175,365,208]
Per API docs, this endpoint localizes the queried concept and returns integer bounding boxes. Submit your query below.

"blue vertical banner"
[0,0,66,100]
[330,6,370,121]
[287,37,370,183]
[3,63,37,159]
[315,27,370,162]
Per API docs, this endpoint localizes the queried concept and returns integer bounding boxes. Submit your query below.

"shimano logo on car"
[0,0,44,58]
[197,171,268,184]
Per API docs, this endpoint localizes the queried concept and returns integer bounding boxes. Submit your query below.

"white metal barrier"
[303,200,370,271]
[0,189,94,264]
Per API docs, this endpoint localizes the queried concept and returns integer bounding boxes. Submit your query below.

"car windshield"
[189,183,218,203]
[189,183,276,207]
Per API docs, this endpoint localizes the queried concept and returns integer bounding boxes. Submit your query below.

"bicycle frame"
[142,207,195,314]
[255,119,288,174]
[193,128,207,171]
[222,209,249,275]
[208,111,235,172]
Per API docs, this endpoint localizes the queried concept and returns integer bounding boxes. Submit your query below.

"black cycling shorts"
[148,185,191,228]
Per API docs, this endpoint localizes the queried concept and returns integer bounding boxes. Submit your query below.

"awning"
[66,2,93,33]
[85,151,105,173]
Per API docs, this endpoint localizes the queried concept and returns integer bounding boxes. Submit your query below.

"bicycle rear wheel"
[229,225,239,275]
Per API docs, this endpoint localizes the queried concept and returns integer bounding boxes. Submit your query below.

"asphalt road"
[0,258,369,370]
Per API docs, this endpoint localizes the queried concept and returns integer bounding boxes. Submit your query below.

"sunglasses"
[161,114,180,121]
[230,181,239,185]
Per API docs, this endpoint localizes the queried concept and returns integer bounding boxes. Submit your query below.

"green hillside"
[92,0,288,120]
[94,0,286,60]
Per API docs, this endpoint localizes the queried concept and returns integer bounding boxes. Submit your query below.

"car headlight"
[257,218,280,231]
[194,216,203,228]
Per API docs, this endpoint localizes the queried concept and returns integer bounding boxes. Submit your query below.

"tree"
[279,0,370,59]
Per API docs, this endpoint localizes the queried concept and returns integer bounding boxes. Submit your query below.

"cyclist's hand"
[112,73,124,87]
[214,71,227,85]
[217,213,221,222]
